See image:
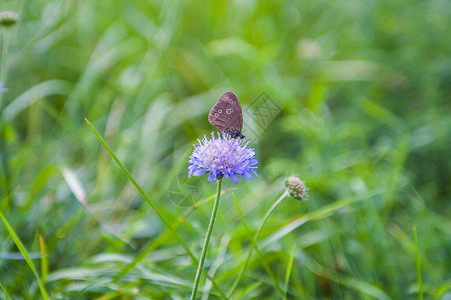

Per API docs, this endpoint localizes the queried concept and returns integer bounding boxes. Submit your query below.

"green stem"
[227,190,289,297]
[414,227,423,300]
[191,179,222,300]
[0,28,11,200]
[233,193,285,297]
[0,28,9,108]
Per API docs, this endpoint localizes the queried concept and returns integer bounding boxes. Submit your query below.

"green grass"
[1,0,451,299]
[0,208,48,299]
[414,227,423,300]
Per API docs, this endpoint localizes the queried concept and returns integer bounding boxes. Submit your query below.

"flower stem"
[191,179,222,300]
[0,27,9,108]
[0,27,11,200]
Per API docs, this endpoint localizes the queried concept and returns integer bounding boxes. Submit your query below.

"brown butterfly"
[208,91,245,139]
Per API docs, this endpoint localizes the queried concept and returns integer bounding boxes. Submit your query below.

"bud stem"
[0,25,11,200]
[0,27,9,108]
[227,190,289,297]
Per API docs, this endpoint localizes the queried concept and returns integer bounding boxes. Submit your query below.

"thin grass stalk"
[85,119,227,299]
[0,281,12,299]
[114,187,235,281]
[0,210,48,300]
[414,227,423,300]
[284,246,296,299]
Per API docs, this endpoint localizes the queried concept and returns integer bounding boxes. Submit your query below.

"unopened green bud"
[0,11,19,27]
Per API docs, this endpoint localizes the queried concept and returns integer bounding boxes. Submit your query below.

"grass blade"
[414,227,423,300]
[85,118,227,299]
[0,210,49,300]
[39,231,48,283]
[284,246,296,300]
[0,281,12,300]
[114,187,236,281]
[298,251,391,300]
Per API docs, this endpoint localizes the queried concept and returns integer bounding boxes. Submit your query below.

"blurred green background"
[1,0,450,299]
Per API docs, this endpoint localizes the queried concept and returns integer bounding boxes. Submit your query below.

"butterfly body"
[225,128,245,139]
[208,91,245,139]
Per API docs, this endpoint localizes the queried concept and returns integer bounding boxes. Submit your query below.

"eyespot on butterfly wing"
[208,91,244,139]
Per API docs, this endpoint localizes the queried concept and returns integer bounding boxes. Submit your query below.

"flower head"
[188,132,258,184]
[285,175,308,200]
[0,11,18,27]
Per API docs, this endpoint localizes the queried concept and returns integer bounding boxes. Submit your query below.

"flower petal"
[193,169,206,177]
[187,131,258,184]
[243,172,254,181]
[208,172,216,182]
[230,174,239,185]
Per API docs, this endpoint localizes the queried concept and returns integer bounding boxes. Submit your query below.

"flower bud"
[285,175,308,200]
[0,11,19,27]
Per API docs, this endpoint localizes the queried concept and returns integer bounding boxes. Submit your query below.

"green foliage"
[1,0,450,298]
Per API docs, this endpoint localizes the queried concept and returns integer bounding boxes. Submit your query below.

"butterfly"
[208,91,245,139]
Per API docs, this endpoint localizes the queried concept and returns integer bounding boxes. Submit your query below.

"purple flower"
[0,82,3,93]
[188,132,258,184]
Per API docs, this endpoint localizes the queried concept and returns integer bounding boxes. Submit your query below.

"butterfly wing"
[208,91,243,133]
